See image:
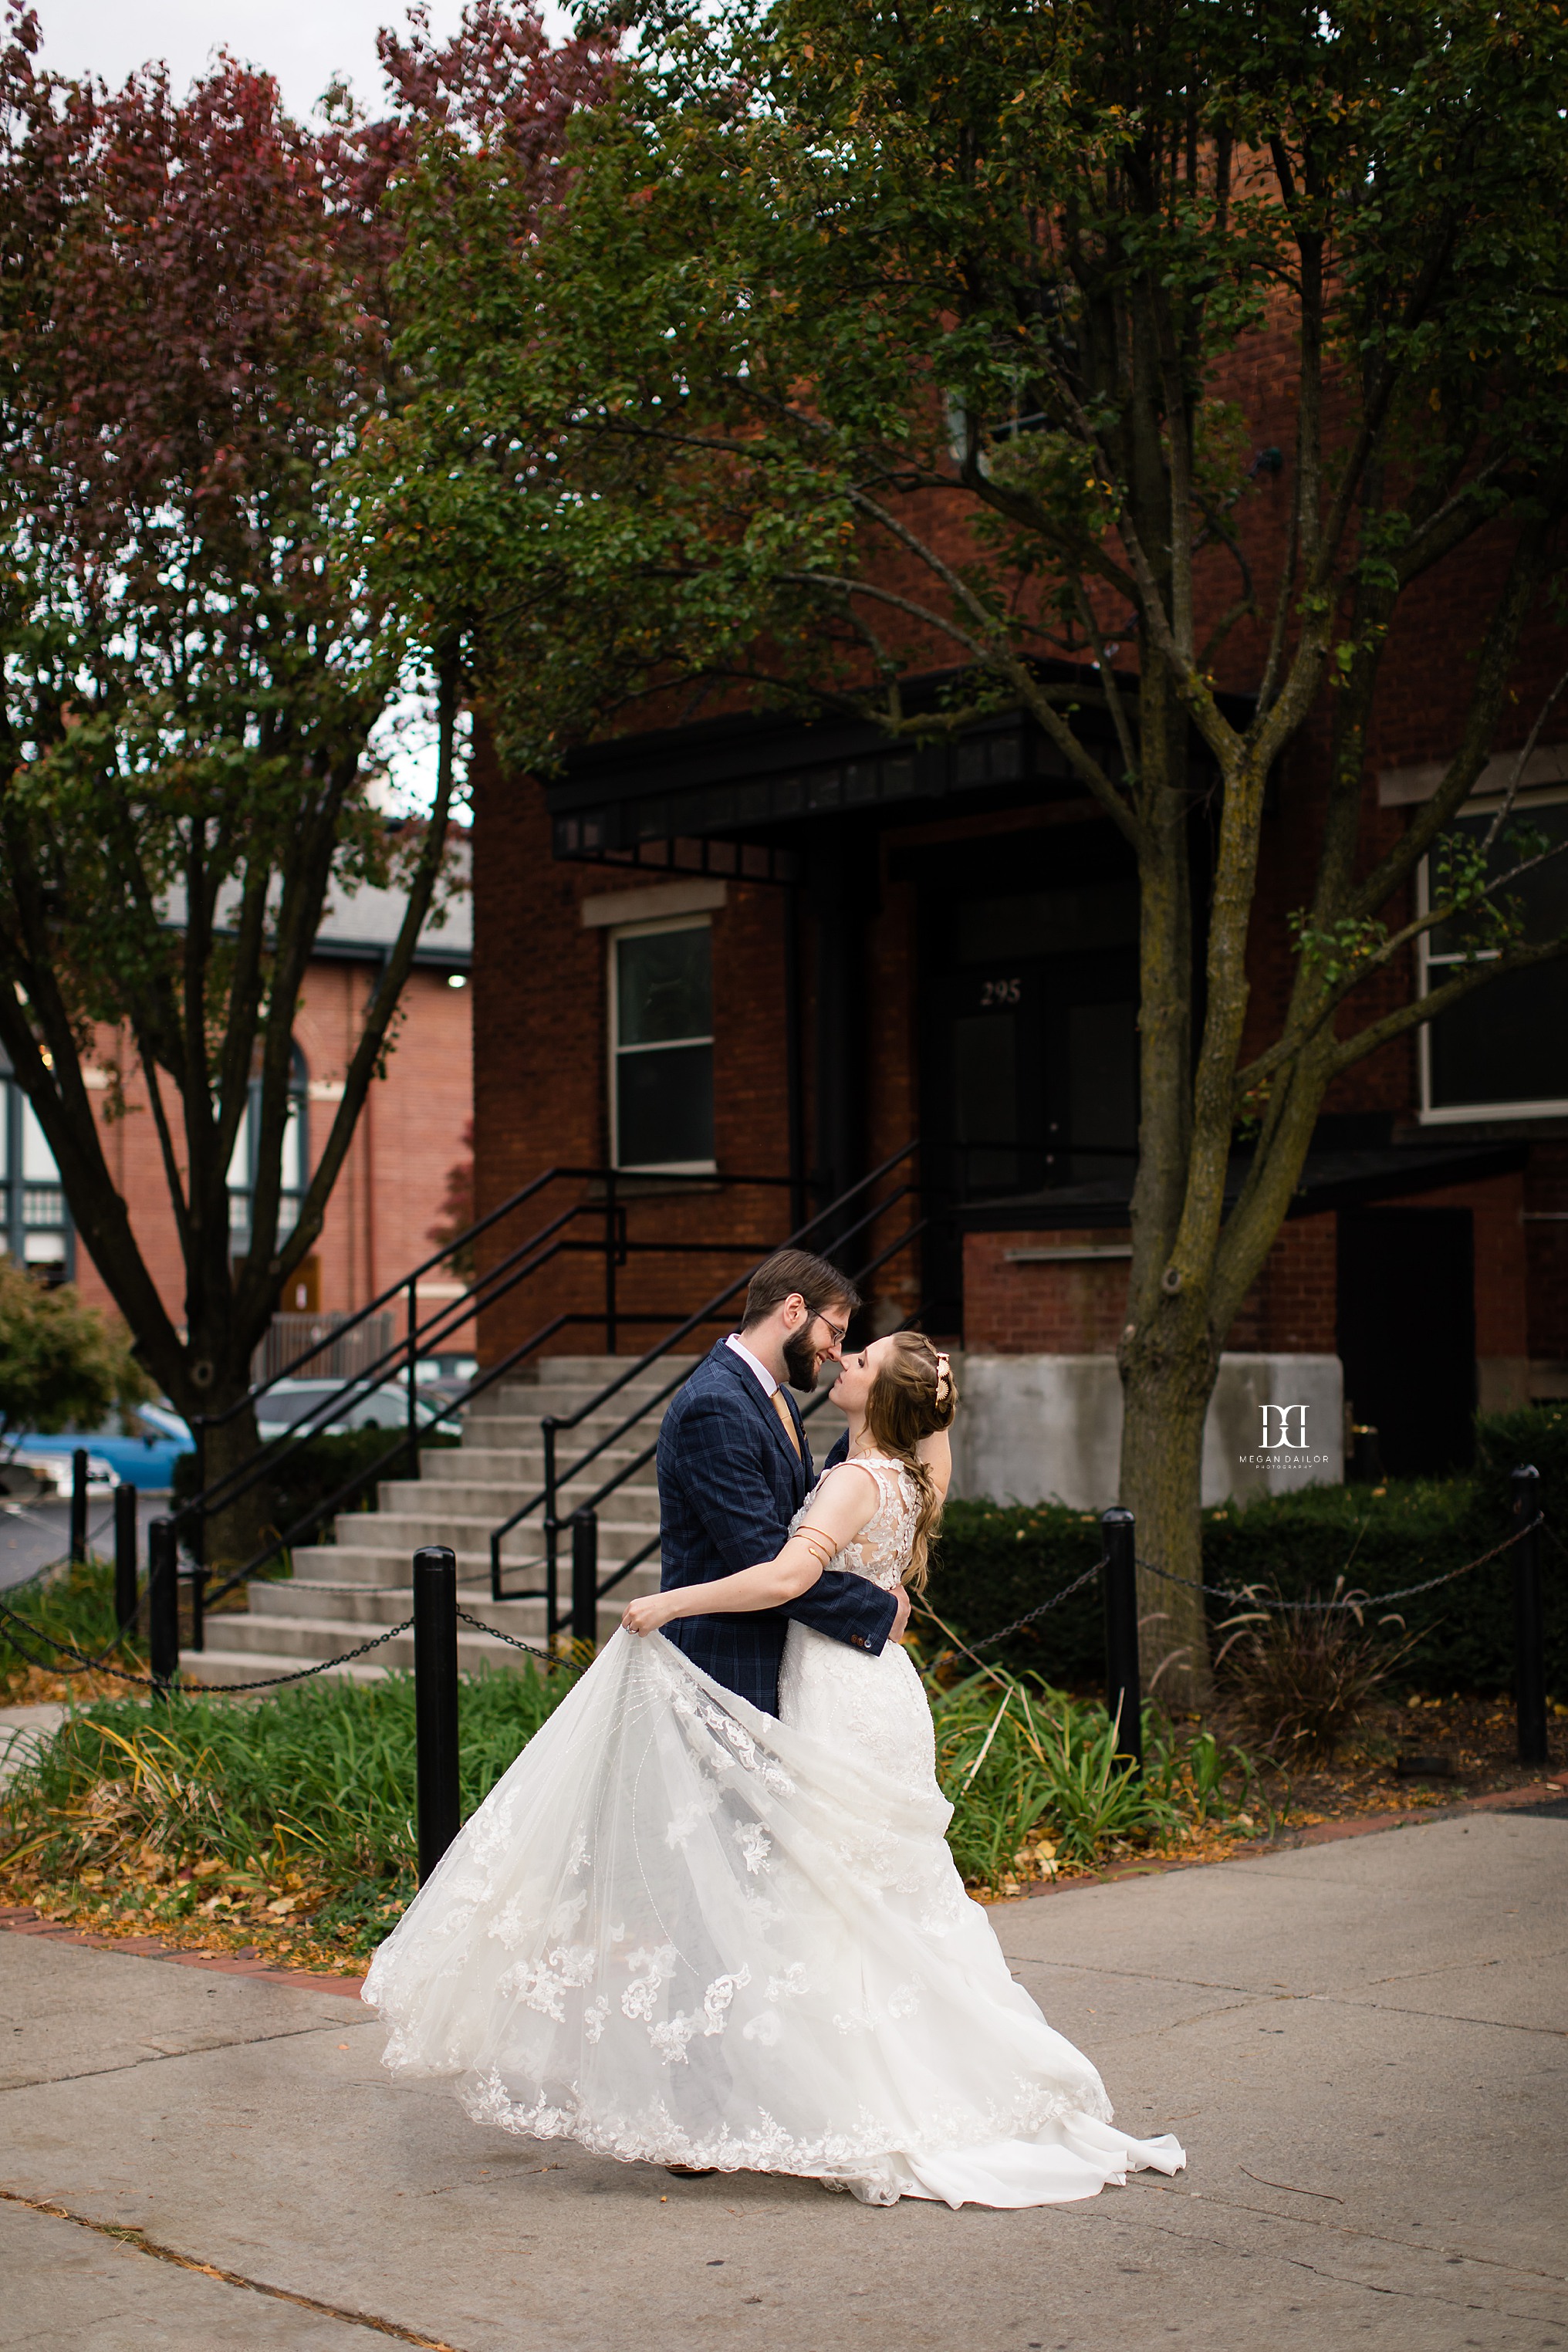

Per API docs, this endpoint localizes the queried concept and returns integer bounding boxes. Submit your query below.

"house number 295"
[980,977,1021,1007]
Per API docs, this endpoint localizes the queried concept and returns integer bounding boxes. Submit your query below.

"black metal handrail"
[488,1144,928,1634]
[176,1164,811,1620]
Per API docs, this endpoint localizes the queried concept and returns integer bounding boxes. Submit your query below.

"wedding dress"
[363,1454,1184,2208]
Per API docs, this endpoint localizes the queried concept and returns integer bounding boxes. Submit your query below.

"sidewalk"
[4,1804,1565,2352]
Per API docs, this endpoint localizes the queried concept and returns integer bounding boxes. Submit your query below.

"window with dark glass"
[228,1046,309,1255]
[611,920,715,1171]
[1421,799,1568,1116]
[0,1070,73,1281]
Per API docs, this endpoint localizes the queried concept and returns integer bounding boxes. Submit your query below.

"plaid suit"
[656,1340,897,1715]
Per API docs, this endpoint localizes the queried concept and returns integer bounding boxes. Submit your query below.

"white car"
[0,1449,118,1497]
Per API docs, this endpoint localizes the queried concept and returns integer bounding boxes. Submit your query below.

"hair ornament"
[932,1349,952,1404]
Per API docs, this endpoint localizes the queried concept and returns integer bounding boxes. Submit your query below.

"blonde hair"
[863,1333,957,1595]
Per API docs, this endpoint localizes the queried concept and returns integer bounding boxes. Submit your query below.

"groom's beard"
[782,1328,826,1391]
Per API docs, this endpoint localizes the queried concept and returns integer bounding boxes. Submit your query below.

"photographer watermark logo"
[1259,1403,1309,1451]
[1237,1401,1332,1470]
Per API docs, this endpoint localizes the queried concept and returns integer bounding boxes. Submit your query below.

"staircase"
[181,1357,701,1686]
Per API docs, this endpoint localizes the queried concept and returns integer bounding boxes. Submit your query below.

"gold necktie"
[770,1387,802,1460]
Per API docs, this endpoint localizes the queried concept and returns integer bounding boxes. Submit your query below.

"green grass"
[1,1663,577,1958]
[926,1658,1265,1889]
[2,1563,1270,1955]
[0,1553,147,1701]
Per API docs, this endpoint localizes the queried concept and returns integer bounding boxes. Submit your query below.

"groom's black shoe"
[665,2164,718,2178]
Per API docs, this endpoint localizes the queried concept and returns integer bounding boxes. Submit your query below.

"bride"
[363,1331,1184,2208]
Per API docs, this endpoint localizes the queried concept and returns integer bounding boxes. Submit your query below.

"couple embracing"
[365,1249,1184,2208]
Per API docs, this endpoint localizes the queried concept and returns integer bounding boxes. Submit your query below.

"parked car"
[255,1380,463,1442]
[0,1403,194,1495]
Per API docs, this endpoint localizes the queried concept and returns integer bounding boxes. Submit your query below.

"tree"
[0,8,607,1567]
[0,1258,151,1455]
[360,0,1568,1698]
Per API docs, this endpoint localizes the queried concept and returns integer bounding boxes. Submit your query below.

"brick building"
[0,840,473,1362]
[465,541,1568,1508]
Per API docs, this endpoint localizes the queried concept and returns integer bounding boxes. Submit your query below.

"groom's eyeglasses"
[809,1310,850,1349]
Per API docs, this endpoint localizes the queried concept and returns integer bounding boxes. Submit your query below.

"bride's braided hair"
[863,1333,957,1595]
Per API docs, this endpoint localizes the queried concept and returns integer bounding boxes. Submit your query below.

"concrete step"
[412,1445,661,1485]
[248,1568,659,1627]
[373,1473,661,1517]
[179,1621,549,1685]
[188,1600,613,1675]
[315,1506,661,1561]
[178,1648,402,1688]
[290,1533,660,1584]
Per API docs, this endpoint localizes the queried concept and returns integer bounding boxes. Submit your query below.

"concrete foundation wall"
[950,1352,1344,1510]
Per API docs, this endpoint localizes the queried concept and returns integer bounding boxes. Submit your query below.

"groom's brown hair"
[741,1249,862,1329]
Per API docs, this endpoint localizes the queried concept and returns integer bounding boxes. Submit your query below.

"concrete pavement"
[3,1806,1565,2351]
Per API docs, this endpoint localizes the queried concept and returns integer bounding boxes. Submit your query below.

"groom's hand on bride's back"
[890,1583,911,1645]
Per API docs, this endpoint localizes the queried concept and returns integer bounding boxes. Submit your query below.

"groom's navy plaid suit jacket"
[656,1340,897,1716]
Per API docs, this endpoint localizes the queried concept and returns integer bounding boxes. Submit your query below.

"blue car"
[2,1404,194,1495]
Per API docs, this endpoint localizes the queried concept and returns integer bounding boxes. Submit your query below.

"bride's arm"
[622,1463,880,1635]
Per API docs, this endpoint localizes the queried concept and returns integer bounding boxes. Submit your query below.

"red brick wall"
[471,732,835,1366]
[962,1232,1133,1354]
[964,1213,1338,1357]
[69,956,472,1341]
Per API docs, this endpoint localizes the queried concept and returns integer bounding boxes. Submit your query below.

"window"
[0,1071,73,1281]
[228,1046,309,1254]
[610,917,715,1171]
[1419,794,1568,1120]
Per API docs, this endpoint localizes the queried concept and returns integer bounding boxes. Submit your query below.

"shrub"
[928,1404,1568,1698]
[1215,1586,1417,1762]
[924,1499,1106,1687]
[171,1427,459,1556]
[927,1662,1261,1890]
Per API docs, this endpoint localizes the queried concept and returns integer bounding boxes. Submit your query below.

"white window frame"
[1417,782,1568,1124]
[608,913,717,1174]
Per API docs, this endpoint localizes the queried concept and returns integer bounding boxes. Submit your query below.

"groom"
[655,1246,907,1715]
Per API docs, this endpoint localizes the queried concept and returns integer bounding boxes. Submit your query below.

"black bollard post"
[571,1509,600,1651]
[1101,1506,1143,1776]
[113,1482,139,1631]
[147,1516,180,1697]
[1511,1465,1547,1768]
[414,1545,461,1884]
[69,1448,89,1565]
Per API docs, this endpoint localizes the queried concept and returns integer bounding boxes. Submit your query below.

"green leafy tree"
[359,0,1568,1700]
[0,1258,152,1454]
[0,8,607,1568]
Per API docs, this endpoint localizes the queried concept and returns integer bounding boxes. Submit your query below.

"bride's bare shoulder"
[807,1457,883,1533]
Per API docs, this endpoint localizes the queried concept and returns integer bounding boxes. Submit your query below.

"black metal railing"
[488,1144,928,1637]
[169,1163,818,1632]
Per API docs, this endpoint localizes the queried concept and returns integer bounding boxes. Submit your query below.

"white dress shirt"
[725,1330,780,1397]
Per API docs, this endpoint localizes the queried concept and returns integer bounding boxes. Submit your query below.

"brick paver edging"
[0,1907,366,1995]
[2,1774,1563,1982]
[996,1772,1568,1904]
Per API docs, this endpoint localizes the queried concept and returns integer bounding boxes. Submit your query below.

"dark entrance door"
[1337,1207,1476,1476]
[917,834,1141,1326]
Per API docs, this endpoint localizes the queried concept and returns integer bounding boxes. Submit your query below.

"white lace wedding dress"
[363,1454,1184,2207]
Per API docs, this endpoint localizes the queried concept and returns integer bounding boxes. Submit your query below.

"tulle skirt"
[363,1628,1184,2207]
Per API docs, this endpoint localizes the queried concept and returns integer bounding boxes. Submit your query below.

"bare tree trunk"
[188,1387,271,1582]
[1119,1316,1215,1710]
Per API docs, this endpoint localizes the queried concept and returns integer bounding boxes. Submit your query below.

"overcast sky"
[32,0,573,120]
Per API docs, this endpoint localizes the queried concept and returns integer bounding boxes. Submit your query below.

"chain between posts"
[1130,1516,1543,1614]
[910,1510,1547,1662]
[0,1601,415,1693]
